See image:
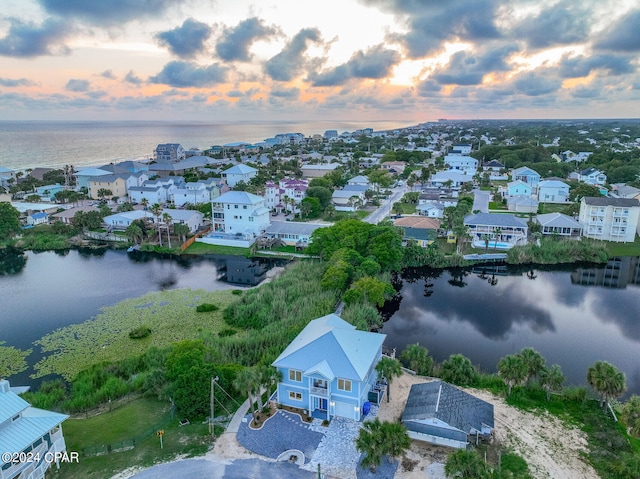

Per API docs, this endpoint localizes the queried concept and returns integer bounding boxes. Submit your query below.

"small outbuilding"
[402,380,494,449]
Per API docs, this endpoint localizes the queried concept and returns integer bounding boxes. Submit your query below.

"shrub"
[231,289,243,295]
[196,303,219,312]
[218,329,237,337]
[128,326,152,339]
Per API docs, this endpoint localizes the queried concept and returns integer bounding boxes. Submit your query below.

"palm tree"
[444,449,491,479]
[151,203,163,246]
[391,202,404,216]
[498,354,528,396]
[375,356,402,402]
[400,343,433,376]
[125,222,143,244]
[162,212,172,248]
[439,354,477,386]
[380,421,411,464]
[519,347,546,387]
[233,367,260,420]
[493,227,502,250]
[174,223,190,244]
[356,418,384,472]
[540,364,565,401]
[587,361,627,408]
[325,203,336,218]
[300,200,312,219]
[621,395,640,437]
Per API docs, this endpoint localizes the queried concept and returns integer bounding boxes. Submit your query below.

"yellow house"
[89,175,127,200]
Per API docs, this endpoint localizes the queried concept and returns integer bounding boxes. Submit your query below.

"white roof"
[536,212,582,228]
[224,164,257,175]
[75,168,112,176]
[538,180,569,188]
[215,191,265,205]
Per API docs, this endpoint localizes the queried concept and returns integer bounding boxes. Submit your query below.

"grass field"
[182,242,250,256]
[54,398,214,479]
[603,235,640,257]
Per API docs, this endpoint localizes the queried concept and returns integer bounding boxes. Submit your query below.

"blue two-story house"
[511,166,541,190]
[272,314,386,421]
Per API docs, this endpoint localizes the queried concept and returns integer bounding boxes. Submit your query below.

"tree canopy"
[0,202,21,240]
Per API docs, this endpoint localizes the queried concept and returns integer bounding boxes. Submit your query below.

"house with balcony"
[74,167,112,190]
[264,178,308,213]
[503,180,532,199]
[222,164,258,187]
[198,191,270,247]
[154,143,185,163]
[0,379,69,479]
[535,213,583,238]
[272,313,386,421]
[579,196,640,242]
[444,154,477,175]
[511,166,541,191]
[537,180,570,203]
[464,212,528,249]
[482,160,507,180]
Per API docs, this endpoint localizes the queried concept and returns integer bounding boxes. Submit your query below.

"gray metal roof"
[265,221,326,236]
[402,381,494,434]
[536,212,582,228]
[583,196,639,207]
[464,212,528,228]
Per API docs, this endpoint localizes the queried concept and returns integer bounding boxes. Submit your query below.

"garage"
[334,400,358,420]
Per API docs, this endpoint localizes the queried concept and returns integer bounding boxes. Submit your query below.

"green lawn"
[183,241,250,256]
[489,201,507,210]
[54,398,214,479]
[537,203,572,214]
[602,235,640,257]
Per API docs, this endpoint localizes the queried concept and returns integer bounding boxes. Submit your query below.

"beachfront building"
[154,144,185,163]
[74,168,112,190]
[222,164,257,187]
[272,314,386,421]
[0,379,69,479]
[579,196,640,242]
[0,166,15,189]
[464,212,528,249]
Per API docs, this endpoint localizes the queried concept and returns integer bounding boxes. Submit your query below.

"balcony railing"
[310,386,328,396]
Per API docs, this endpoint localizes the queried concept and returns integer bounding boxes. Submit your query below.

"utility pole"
[210,376,219,436]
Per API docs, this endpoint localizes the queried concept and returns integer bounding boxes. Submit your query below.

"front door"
[319,398,327,411]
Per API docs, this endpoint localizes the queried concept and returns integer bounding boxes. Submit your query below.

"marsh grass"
[33,289,239,380]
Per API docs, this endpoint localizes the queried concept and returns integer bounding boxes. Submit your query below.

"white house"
[264,178,308,213]
[464,212,529,249]
[26,212,49,226]
[507,195,538,213]
[536,213,583,238]
[103,210,149,229]
[0,379,69,479]
[332,189,365,211]
[172,184,210,207]
[579,167,607,186]
[579,196,640,242]
[161,209,204,233]
[200,191,270,247]
[301,163,341,178]
[429,171,473,188]
[444,154,477,175]
[129,185,169,205]
[537,180,570,203]
[482,160,507,180]
[223,164,257,187]
[347,175,370,187]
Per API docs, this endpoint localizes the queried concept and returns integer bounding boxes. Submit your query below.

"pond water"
[0,249,278,385]
[380,258,640,396]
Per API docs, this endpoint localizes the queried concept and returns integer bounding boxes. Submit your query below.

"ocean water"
[0,119,412,172]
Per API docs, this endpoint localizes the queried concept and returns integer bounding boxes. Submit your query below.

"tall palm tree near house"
[493,227,502,250]
[162,212,172,248]
[498,354,528,396]
[141,197,149,222]
[150,203,163,246]
[539,364,565,401]
[587,360,627,408]
[519,347,546,387]
[375,356,402,402]
[445,449,491,479]
[125,222,143,244]
[356,418,385,472]
[233,367,260,420]
[255,365,281,411]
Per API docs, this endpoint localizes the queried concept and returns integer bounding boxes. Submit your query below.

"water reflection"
[382,259,640,394]
[0,247,27,275]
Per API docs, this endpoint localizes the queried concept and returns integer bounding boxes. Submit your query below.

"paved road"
[129,457,316,479]
[365,185,406,224]
[472,189,490,213]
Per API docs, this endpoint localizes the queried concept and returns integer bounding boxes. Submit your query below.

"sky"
[1,0,639,122]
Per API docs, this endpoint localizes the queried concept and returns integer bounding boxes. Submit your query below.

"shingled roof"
[403,380,494,440]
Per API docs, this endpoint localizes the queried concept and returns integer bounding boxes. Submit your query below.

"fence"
[79,406,175,457]
[180,227,211,251]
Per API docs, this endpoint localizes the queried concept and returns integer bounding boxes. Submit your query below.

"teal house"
[272,314,386,421]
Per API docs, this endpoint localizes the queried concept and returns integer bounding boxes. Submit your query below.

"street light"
[210,376,219,435]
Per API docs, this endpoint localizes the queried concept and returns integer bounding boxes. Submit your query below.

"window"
[249,217,254,222]
[243,205,247,209]
[234,205,238,209]
[289,369,302,382]
[289,391,302,401]
[338,378,352,392]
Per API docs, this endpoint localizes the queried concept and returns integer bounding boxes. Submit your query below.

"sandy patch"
[377,372,599,479]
